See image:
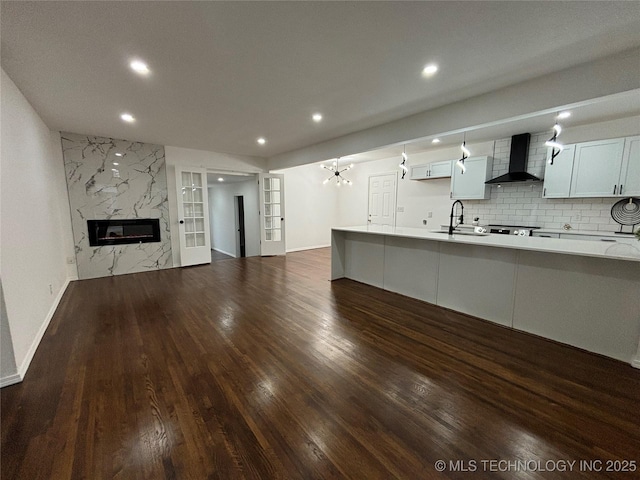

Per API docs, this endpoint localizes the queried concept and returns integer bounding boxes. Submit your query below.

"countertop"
[332,225,640,262]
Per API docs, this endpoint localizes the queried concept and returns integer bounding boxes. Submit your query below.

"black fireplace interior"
[87,219,161,246]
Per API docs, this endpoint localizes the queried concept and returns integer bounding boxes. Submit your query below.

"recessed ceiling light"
[432,138,441,144]
[557,111,571,119]
[120,113,135,123]
[218,177,224,182]
[257,137,266,145]
[312,113,323,122]
[422,63,438,77]
[112,162,119,166]
[130,60,150,75]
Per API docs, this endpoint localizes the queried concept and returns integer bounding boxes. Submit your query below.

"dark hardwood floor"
[2,248,639,479]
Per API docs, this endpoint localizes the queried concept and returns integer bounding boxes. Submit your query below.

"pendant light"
[456,132,470,174]
[321,158,353,186]
[545,116,564,165]
[399,145,408,179]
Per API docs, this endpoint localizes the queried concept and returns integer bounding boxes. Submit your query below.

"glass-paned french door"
[176,167,211,266]
[259,173,286,256]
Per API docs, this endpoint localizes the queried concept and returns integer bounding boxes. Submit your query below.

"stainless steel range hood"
[486,133,542,184]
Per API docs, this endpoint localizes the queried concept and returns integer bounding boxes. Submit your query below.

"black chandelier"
[321,158,353,186]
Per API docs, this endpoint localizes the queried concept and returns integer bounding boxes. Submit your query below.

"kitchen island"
[331,225,640,366]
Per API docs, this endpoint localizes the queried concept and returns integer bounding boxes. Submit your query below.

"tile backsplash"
[464,132,626,232]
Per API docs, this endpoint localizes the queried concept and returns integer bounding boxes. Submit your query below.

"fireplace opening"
[88,219,161,246]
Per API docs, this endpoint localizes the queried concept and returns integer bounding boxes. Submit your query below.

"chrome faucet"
[448,200,464,235]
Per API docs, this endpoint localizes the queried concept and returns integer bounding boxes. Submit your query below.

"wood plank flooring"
[2,248,639,479]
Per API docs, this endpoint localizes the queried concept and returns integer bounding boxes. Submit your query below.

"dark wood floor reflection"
[2,248,639,479]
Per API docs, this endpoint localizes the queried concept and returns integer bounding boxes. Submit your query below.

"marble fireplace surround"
[62,132,172,279]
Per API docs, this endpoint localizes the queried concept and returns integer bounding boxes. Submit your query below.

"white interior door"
[176,167,212,266]
[368,173,397,226]
[259,173,286,256]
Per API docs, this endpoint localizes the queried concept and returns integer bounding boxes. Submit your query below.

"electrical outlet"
[397,206,404,213]
[49,284,53,295]
[427,212,433,218]
[66,257,75,264]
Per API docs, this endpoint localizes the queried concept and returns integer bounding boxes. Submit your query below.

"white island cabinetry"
[331,226,640,367]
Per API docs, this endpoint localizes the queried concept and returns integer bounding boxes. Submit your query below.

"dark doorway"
[235,196,246,258]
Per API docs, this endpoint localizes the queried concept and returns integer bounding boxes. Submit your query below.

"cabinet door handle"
[543,188,546,197]
[613,185,617,195]
[620,184,623,194]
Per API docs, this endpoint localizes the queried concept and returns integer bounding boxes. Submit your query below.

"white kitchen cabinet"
[542,145,575,198]
[619,135,640,196]
[450,156,493,200]
[570,138,625,197]
[410,160,452,180]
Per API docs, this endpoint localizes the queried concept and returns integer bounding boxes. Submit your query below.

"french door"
[259,173,286,256]
[176,167,212,266]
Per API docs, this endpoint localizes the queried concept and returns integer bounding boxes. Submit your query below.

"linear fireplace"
[87,219,161,246]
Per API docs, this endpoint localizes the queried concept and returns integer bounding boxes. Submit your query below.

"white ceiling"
[206,172,255,185]
[2,1,640,160]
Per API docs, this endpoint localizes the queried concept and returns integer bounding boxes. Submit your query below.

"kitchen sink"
[429,230,491,236]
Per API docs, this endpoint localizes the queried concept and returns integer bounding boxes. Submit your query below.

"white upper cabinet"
[539,136,639,199]
[542,145,575,198]
[450,156,493,200]
[619,135,640,196]
[429,160,453,178]
[570,138,625,197]
[410,160,452,180]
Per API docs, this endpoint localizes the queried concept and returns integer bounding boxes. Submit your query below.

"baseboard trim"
[286,244,330,253]
[0,373,21,388]
[16,277,71,381]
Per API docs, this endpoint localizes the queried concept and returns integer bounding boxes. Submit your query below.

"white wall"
[164,145,266,266]
[278,115,640,249]
[273,145,488,251]
[0,283,17,383]
[1,69,75,384]
[208,178,260,257]
[273,162,341,252]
